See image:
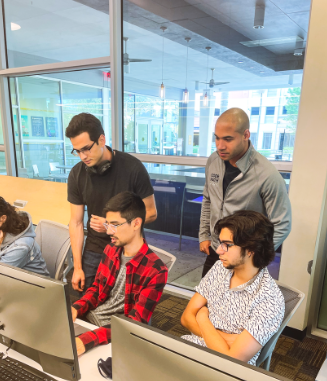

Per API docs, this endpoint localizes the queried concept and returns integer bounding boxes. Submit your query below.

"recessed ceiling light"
[11,22,21,31]
[260,71,264,74]
[238,60,244,64]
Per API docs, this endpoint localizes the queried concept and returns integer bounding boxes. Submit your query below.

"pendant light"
[160,26,167,99]
[183,37,191,104]
[203,46,211,107]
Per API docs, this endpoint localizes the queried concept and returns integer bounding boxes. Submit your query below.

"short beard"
[225,248,246,270]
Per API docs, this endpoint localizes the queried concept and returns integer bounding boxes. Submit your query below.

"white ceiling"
[5,0,308,96]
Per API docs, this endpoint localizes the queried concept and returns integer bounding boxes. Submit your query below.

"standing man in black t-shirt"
[199,108,291,277]
[65,113,157,293]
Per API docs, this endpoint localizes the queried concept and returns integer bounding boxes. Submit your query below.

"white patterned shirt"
[182,260,285,366]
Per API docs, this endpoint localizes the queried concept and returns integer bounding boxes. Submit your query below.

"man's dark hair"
[215,210,275,269]
[65,113,104,142]
[103,192,146,233]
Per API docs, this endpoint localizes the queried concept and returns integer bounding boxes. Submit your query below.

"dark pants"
[202,246,220,278]
[81,249,103,295]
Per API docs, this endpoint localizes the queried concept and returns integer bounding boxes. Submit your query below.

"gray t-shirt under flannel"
[86,254,130,327]
[182,260,285,366]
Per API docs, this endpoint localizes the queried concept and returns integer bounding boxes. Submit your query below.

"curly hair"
[0,197,29,235]
[215,210,275,269]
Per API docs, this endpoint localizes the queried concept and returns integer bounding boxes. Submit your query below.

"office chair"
[35,220,71,280]
[148,245,177,273]
[255,281,305,370]
[49,162,60,174]
[32,164,48,180]
[17,168,30,178]
[179,177,204,250]
[49,162,68,182]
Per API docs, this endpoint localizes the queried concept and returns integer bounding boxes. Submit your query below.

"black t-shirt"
[67,149,153,253]
[223,161,241,199]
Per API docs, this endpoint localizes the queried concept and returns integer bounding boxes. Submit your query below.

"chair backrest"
[35,220,71,280]
[32,164,39,177]
[49,162,60,174]
[255,281,305,367]
[185,176,205,193]
[148,245,176,273]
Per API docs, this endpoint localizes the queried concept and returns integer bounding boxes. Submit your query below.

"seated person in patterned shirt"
[71,191,168,356]
[181,210,285,366]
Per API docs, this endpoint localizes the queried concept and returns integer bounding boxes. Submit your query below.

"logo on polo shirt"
[210,173,219,184]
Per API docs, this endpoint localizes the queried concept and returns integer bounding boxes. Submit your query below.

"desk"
[0,319,110,381]
[317,356,327,380]
[0,176,70,225]
[49,173,69,182]
[56,165,73,171]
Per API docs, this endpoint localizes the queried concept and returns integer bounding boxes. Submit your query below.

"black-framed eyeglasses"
[218,242,235,252]
[71,141,96,157]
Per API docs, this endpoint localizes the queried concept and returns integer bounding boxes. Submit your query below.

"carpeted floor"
[152,292,327,381]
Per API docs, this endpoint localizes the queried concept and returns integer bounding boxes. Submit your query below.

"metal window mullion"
[0,1,16,175]
[59,80,67,169]
[14,77,25,168]
[109,0,123,151]
[0,56,111,77]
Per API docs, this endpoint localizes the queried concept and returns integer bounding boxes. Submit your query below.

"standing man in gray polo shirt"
[199,107,291,277]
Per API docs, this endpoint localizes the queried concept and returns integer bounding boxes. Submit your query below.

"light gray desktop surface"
[316,356,327,381]
[0,319,109,381]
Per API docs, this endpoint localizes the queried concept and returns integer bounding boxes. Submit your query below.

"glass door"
[150,121,163,155]
[136,122,149,153]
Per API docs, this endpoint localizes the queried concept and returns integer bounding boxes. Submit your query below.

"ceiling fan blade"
[214,82,229,85]
[128,59,152,62]
[199,81,209,84]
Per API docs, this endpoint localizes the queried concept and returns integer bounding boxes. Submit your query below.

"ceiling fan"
[123,37,152,74]
[200,68,229,88]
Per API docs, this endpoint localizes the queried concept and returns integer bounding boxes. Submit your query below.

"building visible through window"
[262,133,273,149]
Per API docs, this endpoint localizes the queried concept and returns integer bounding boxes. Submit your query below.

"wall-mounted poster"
[46,117,58,137]
[31,116,45,137]
[13,114,29,137]
[21,115,29,137]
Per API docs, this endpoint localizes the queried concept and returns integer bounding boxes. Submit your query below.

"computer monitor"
[111,315,291,381]
[0,263,81,381]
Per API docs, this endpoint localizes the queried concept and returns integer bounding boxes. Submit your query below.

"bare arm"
[196,307,262,363]
[143,194,157,224]
[69,203,86,292]
[181,292,208,338]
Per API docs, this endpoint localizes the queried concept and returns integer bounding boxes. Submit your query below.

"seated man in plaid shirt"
[71,191,168,355]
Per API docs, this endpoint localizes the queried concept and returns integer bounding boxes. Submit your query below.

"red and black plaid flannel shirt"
[72,241,168,352]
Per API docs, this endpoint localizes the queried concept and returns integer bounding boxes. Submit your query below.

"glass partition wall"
[121,0,309,288]
[122,0,305,161]
[10,73,111,180]
[1,0,309,289]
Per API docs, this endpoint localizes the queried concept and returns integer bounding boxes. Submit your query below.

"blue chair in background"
[179,177,204,251]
